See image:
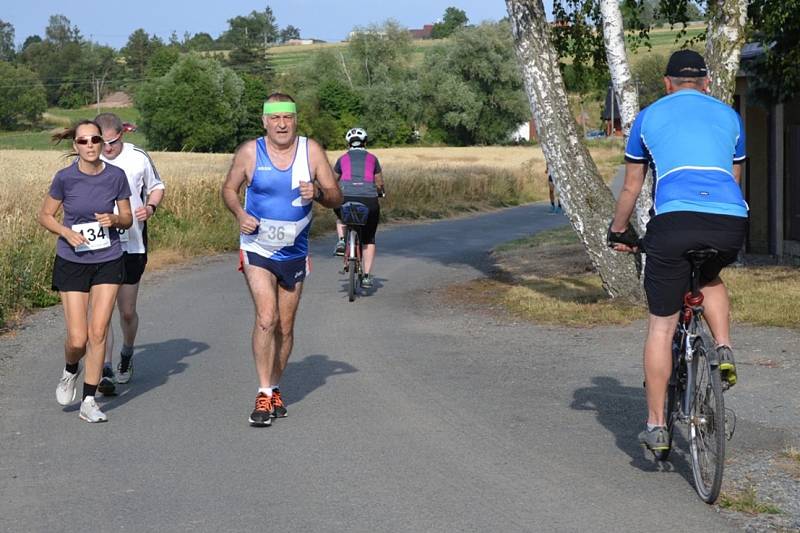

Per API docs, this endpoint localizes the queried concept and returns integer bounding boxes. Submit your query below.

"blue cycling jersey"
[625,89,748,217]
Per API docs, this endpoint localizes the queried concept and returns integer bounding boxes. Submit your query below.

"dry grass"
[2,144,636,327]
[726,267,800,329]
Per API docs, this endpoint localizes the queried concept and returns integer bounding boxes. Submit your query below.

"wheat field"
[0,144,625,327]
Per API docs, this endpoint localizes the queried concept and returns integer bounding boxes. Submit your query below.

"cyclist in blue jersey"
[333,127,385,289]
[608,50,747,452]
[222,93,342,427]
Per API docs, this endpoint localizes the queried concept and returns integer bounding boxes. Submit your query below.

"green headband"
[263,101,297,115]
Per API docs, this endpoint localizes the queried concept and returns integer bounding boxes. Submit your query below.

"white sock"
[83,395,95,402]
[646,423,665,431]
[258,387,273,397]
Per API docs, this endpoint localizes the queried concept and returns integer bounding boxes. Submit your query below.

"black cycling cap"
[665,50,708,77]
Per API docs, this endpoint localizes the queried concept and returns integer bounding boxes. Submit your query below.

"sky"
[5,1,555,49]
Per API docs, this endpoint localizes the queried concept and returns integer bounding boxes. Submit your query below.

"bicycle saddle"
[685,248,718,264]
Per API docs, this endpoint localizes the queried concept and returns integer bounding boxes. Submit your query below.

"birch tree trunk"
[598,0,652,236]
[506,0,644,301]
[705,0,749,103]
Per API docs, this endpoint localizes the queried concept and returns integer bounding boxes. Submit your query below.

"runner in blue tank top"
[222,93,342,426]
[608,50,747,454]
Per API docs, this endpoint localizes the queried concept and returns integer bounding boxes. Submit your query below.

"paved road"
[2,202,780,532]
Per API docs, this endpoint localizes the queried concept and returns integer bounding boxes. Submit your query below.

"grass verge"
[452,225,800,329]
[719,486,783,515]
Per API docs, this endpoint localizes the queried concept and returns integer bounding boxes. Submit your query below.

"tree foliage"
[420,21,529,145]
[632,53,668,107]
[135,54,245,152]
[221,9,278,48]
[745,0,800,104]
[122,29,163,79]
[280,25,301,43]
[0,61,47,128]
[431,7,470,38]
[0,20,15,62]
[347,20,413,86]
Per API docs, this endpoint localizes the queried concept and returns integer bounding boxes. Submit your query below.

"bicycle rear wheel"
[348,258,357,302]
[688,335,725,503]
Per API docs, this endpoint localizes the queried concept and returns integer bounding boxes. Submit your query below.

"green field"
[268,39,442,72]
[0,107,146,151]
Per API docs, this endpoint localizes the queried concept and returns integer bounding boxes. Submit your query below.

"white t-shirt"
[102,143,165,254]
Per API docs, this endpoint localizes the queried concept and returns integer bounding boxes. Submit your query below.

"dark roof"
[409,24,434,39]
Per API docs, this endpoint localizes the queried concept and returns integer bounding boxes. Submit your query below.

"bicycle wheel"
[688,334,725,503]
[348,258,357,302]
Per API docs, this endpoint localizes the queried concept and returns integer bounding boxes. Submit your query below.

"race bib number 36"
[257,218,298,247]
[72,222,111,252]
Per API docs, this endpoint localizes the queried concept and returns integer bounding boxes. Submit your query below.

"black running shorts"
[122,252,147,285]
[642,211,748,317]
[51,254,126,293]
[334,196,380,245]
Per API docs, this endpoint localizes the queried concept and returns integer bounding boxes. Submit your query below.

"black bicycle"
[339,201,370,302]
[655,248,734,503]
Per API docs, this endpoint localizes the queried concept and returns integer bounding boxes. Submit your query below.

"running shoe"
[334,238,345,256]
[548,205,556,213]
[98,366,116,396]
[56,367,81,406]
[717,345,737,387]
[638,426,670,452]
[116,355,133,384]
[79,397,108,423]
[361,274,373,289]
[249,392,273,427]
[556,206,563,214]
[271,389,287,418]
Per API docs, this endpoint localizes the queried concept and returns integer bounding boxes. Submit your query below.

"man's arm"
[221,141,259,235]
[306,139,343,209]
[609,162,647,251]
[732,162,743,185]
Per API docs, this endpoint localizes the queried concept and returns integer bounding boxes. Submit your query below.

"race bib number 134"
[72,222,111,252]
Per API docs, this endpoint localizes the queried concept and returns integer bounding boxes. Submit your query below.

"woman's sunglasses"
[75,135,103,146]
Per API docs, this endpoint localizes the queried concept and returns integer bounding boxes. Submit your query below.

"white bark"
[505,0,644,301]
[599,0,651,236]
[705,0,749,103]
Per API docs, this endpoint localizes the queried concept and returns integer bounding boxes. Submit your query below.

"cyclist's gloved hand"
[607,222,640,250]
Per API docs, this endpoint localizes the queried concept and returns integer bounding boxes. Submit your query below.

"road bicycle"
[654,248,735,503]
[339,201,370,302]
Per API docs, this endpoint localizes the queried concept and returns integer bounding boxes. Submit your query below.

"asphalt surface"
[1,202,794,532]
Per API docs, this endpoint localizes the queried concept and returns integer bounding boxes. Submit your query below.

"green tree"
[745,0,800,104]
[632,53,668,107]
[221,9,278,49]
[359,81,419,146]
[431,7,469,38]
[21,35,41,51]
[347,20,413,86]
[0,20,15,61]
[420,21,529,145]
[184,32,215,51]
[279,25,301,43]
[145,46,180,77]
[237,73,270,143]
[135,54,245,152]
[122,29,164,79]
[226,45,274,79]
[0,61,47,128]
[45,14,81,47]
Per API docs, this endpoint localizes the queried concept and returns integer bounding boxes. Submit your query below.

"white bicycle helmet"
[345,127,367,147]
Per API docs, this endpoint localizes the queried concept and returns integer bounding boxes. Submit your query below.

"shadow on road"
[280,354,357,405]
[570,376,694,482]
[99,338,209,411]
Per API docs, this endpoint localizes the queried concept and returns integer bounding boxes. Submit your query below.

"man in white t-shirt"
[95,113,165,394]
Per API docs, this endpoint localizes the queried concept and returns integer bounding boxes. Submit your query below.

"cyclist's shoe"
[548,204,556,213]
[361,274,373,289]
[556,205,563,214]
[716,345,737,387]
[98,366,116,396]
[638,426,670,452]
[116,355,133,384]
[249,392,273,427]
[79,397,108,423]
[56,367,81,406]
[334,238,345,256]
[271,389,288,418]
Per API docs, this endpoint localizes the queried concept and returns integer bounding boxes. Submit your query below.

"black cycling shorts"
[642,211,748,317]
[335,196,380,245]
[122,252,148,285]
[51,254,126,293]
